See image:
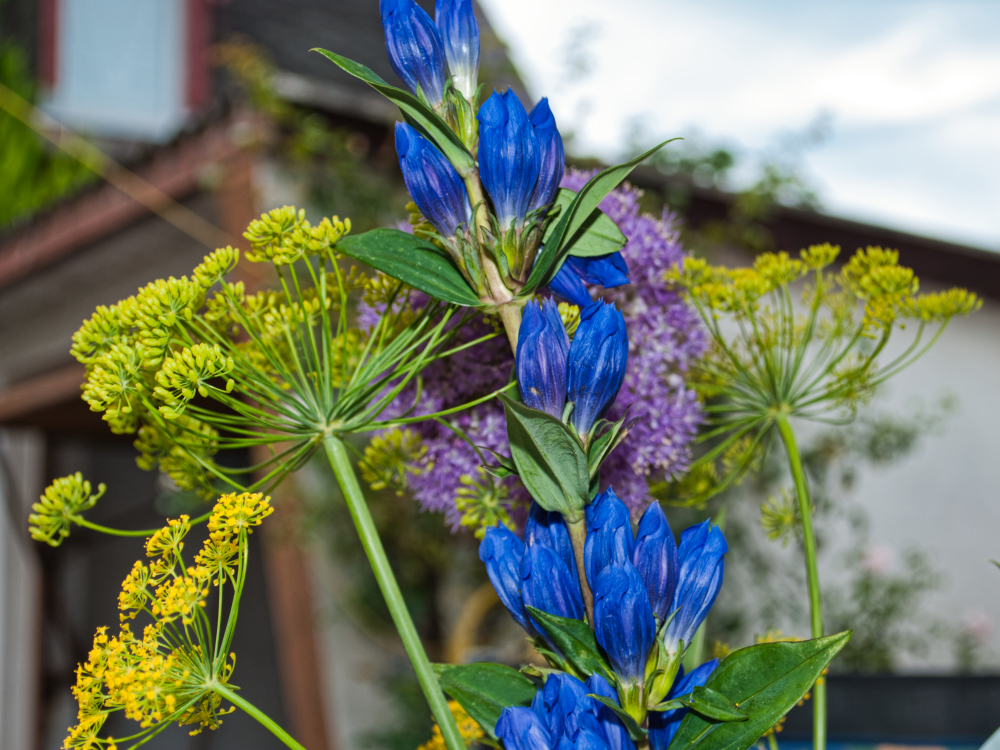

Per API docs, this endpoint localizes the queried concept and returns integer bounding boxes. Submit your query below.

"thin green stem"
[775,415,825,750]
[74,511,213,537]
[322,435,465,750]
[215,684,307,750]
[566,517,594,625]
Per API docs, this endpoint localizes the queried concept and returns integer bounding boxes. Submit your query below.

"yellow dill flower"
[192,246,240,290]
[132,277,205,367]
[153,343,236,419]
[82,343,150,433]
[29,473,106,547]
[146,515,191,560]
[456,468,514,539]
[71,302,131,365]
[760,489,802,547]
[417,700,484,750]
[133,416,220,498]
[207,492,273,539]
[359,428,429,494]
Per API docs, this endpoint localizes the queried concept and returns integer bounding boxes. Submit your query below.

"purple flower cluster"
[380,170,705,528]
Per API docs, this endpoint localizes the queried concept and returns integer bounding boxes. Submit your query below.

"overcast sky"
[478,0,1000,251]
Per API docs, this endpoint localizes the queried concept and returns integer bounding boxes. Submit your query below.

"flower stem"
[498,302,523,353]
[775,415,825,750]
[215,684,307,750]
[566,517,595,625]
[322,434,466,750]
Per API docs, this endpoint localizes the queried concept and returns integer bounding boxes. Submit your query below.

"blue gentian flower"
[380,0,447,104]
[522,541,585,624]
[566,302,629,437]
[559,728,613,750]
[592,563,656,684]
[584,488,635,584]
[586,674,636,750]
[497,706,553,750]
[478,89,541,227]
[632,501,678,624]
[648,660,720,750]
[525,502,577,579]
[528,98,565,212]
[549,262,595,308]
[662,520,727,655]
[395,123,471,237]
[517,299,570,418]
[480,525,533,633]
[548,253,631,309]
[435,0,479,99]
[533,673,593,739]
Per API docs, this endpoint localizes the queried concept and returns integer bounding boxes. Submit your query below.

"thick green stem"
[498,303,523,354]
[775,415,826,750]
[215,684,307,750]
[566,517,594,625]
[323,435,466,750]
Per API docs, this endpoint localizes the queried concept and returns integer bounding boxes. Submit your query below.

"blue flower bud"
[517,299,569,418]
[478,89,541,227]
[663,521,727,655]
[586,674,636,750]
[522,541,585,624]
[480,525,533,634]
[556,728,612,750]
[565,254,630,288]
[525,502,577,578]
[632,502,678,625]
[648,660,719,750]
[549,263,595,309]
[527,98,565,212]
[435,0,479,99]
[497,706,553,750]
[533,673,593,739]
[592,563,655,684]
[566,302,629,437]
[381,0,448,104]
[584,488,635,585]
[395,123,471,238]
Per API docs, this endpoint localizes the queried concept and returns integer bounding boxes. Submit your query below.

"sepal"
[587,695,647,743]
[526,606,615,683]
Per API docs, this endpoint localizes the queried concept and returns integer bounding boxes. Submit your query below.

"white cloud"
[479,0,1000,248]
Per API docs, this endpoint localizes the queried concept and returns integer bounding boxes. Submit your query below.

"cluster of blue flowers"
[382,0,629,304]
[497,663,719,750]
[516,299,628,441]
[481,489,727,738]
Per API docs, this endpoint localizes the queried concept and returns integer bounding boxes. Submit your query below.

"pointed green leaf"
[650,698,687,713]
[667,631,852,750]
[542,189,627,259]
[314,49,475,173]
[589,695,647,742]
[587,412,640,480]
[681,686,748,722]
[524,139,680,293]
[526,606,614,682]
[337,228,481,307]
[499,394,589,519]
[480,447,518,479]
[433,662,537,739]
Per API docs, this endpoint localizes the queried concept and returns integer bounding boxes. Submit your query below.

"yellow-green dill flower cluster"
[359,427,431,494]
[663,244,981,504]
[28,473,106,547]
[64,492,272,749]
[69,205,478,510]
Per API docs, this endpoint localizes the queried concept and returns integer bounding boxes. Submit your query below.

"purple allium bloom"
[377,170,705,526]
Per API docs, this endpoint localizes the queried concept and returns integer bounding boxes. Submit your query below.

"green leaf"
[480,447,517,479]
[680,686,748,722]
[337,228,481,307]
[524,139,679,293]
[433,662,537,739]
[526,606,614,682]
[499,394,590,519]
[667,631,852,750]
[650,698,687,713]
[314,49,475,174]
[542,188,627,258]
[587,412,640,480]
[589,695,647,742]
